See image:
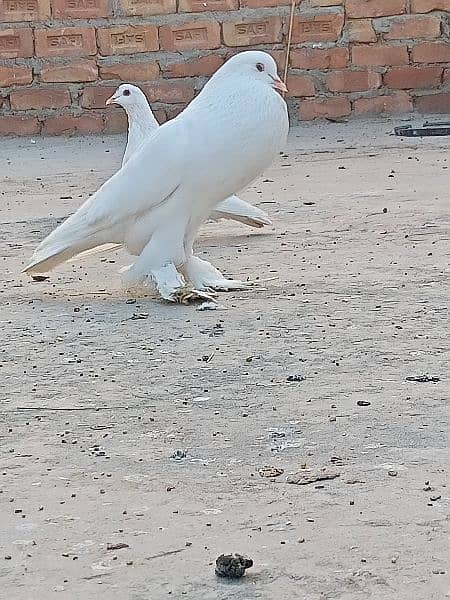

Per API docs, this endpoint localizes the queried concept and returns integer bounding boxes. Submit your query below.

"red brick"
[352,44,409,66]
[289,47,349,70]
[81,86,116,108]
[97,25,159,56]
[286,74,315,97]
[444,69,450,85]
[346,0,407,18]
[10,88,72,110]
[142,81,195,104]
[35,27,96,58]
[343,19,377,42]
[0,0,50,21]
[0,65,32,86]
[99,62,159,81]
[354,91,412,115]
[223,16,283,46]
[0,115,40,135]
[119,0,176,16]
[103,110,127,133]
[160,21,220,51]
[42,113,104,135]
[163,55,224,78]
[291,13,344,43]
[414,92,450,113]
[165,105,185,120]
[269,49,288,72]
[411,42,450,63]
[384,66,443,89]
[0,28,34,59]
[383,16,441,40]
[179,0,238,11]
[411,0,450,12]
[150,108,166,124]
[270,48,302,72]
[240,0,291,6]
[326,70,381,92]
[299,97,351,120]
[52,0,111,18]
[40,60,98,82]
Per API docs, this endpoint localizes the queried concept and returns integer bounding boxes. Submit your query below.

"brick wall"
[0,0,449,135]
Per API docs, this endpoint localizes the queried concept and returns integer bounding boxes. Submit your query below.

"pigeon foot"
[170,285,217,305]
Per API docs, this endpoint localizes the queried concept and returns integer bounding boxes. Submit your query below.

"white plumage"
[108,83,272,229]
[24,51,289,302]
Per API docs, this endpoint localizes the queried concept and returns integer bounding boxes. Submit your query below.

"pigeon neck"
[126,102,160,136]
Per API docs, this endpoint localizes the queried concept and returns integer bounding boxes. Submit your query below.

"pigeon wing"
[24,120,188,275]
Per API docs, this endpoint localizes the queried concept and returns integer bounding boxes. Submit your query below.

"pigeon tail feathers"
[23,209,111,274]
[210,195,272,228]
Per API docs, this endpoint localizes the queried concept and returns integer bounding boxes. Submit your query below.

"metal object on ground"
[394,122,450,137]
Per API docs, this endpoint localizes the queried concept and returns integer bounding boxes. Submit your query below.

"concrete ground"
[0,118,449,600]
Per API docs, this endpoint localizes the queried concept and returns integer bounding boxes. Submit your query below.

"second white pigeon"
[106,83,272,229]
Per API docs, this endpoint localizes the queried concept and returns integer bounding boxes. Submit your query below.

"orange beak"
[271,75,288,94]
[105,95,117,106]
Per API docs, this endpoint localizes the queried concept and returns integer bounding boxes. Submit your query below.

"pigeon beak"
[271,76,288,94]
[105,95,118,106]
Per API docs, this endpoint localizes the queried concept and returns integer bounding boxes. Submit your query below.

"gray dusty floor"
[0,118,449,600]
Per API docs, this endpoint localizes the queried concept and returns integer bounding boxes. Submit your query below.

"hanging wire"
[283,0,298,88]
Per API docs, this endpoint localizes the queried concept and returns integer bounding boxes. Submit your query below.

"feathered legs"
[181,234,249,292]
[121,223,215,303]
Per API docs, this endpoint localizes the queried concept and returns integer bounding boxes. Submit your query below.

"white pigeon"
[24,51,289,303]
[106,83,272,229]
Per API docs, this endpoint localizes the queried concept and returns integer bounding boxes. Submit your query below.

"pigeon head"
[105,84,147,108]
[218,51,287,94]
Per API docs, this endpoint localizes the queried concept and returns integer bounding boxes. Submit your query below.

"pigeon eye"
[123,89,131,96]
[256,63,264,72]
